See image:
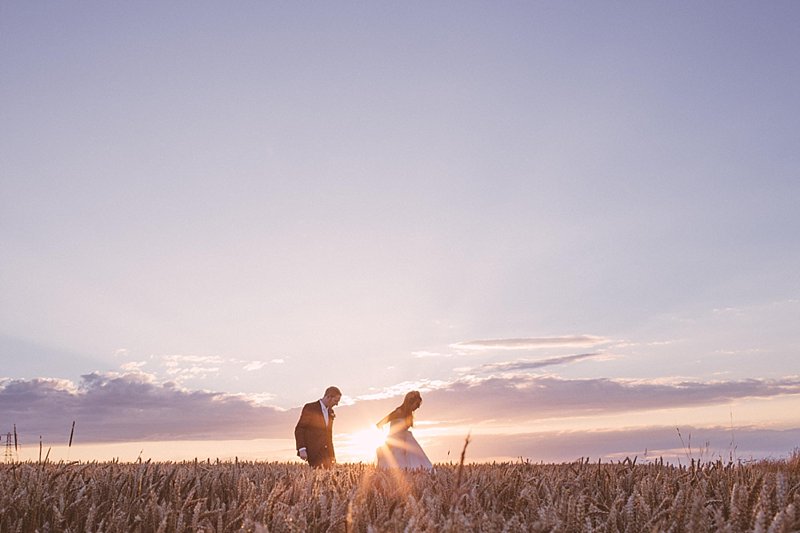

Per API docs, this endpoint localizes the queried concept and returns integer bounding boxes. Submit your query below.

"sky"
[2,1,799,464]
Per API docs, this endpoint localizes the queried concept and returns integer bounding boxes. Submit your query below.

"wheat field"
[1,456,799,532]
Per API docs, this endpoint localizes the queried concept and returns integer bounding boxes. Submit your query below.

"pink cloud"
[452,336,610,350]
[4,372,800,462]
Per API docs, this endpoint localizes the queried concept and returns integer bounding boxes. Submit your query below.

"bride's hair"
[395,390,422,426]
[399,390,422,414]
[378,390,423,428]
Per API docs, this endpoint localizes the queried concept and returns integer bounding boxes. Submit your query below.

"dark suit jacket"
[294,401,335,467]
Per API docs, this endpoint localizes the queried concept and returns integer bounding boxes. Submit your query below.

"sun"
[339,426,388,463]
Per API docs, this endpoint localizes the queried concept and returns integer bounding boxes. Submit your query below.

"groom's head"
[322,386,342,408]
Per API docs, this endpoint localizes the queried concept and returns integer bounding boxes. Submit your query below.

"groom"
[294,386,342,468]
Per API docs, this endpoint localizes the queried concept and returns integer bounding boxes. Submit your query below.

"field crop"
[1,456,799,532]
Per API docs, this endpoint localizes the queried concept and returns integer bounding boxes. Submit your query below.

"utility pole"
[3,432,13,462]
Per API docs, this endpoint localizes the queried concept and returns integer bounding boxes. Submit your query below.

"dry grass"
[1,457,799,532]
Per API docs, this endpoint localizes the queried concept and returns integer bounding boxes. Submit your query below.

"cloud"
[451,336,610,351]
[423,426,800,464]
[5,371,800,461]
[458,375,800,421]
[152,354,227,381]
[334,375,800,461]
[164,365,220,379]
[461,352,607,374]
[1,372,295,444]
[242,359,285,371]
[412,351,451,359]
[160,355,225,365]
[134,354,287,380]
[0,376,79,395]
[353,380,453,402]
[120,361,147,371]
[341,374,800,428]
[611,339,679,349]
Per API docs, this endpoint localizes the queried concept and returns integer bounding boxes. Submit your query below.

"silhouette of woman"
[376,390,432,471]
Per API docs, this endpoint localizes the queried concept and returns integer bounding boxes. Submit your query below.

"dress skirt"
[377,424,432,471]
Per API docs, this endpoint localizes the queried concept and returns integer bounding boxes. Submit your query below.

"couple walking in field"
[294,386,433,471]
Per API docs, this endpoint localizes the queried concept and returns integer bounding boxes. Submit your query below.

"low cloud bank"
[3,371,800,460]
[338,374,800,428]
[0,372,295,445]
[423,426,800,464]
[414,375,800,421]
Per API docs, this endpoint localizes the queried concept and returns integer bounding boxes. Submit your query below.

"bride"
[375,390,433,471]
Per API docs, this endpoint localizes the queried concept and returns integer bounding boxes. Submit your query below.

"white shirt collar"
[319,399,329,425]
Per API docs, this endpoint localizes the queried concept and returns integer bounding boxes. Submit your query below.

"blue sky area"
[2,1,799,463]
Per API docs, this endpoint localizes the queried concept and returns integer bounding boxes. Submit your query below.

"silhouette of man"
[294,386,341,468]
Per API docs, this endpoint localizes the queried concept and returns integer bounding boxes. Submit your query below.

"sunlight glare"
[339,426,388,463]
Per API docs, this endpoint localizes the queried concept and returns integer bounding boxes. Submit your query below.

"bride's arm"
[376,414,390,428]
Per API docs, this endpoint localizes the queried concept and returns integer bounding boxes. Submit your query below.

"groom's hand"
[298,448,308,461]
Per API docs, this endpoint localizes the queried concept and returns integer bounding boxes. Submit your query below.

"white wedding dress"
[377,418,433,471]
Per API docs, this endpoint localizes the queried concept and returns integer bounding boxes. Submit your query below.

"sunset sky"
[2,2,799,464]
